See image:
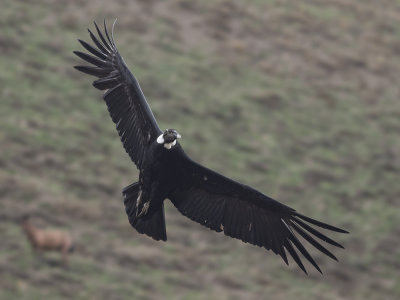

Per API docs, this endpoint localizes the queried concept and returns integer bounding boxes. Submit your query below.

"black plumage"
[74,21,348,274]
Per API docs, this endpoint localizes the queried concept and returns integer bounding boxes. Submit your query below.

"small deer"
[21,215,74,266]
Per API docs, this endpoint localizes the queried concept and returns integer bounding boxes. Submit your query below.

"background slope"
[1,0,399,299]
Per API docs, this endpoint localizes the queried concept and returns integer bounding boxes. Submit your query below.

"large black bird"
[74,21,348,274]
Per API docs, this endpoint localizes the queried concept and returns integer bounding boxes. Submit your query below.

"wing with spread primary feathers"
[74,21,162,168]
[169,155,348,274]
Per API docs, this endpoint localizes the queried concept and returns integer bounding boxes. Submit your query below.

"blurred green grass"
[1,0,399,299]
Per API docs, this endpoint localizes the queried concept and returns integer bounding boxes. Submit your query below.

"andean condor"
[74,21,348,274]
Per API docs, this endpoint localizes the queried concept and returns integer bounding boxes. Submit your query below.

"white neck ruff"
[157,134,177,150]
[164,140,176,149]
[157,134,164,144]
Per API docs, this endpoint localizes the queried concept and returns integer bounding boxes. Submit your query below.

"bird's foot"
[136,202,150,218]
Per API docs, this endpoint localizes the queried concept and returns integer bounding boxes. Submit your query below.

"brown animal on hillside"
[21,215,73,266]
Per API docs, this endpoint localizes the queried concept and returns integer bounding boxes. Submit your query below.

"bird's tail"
[122,182,167,241]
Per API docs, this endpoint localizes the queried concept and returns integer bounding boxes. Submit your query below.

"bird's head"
[157,129,181,149]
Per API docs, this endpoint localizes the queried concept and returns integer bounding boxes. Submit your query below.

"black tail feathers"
[122,182,167,241]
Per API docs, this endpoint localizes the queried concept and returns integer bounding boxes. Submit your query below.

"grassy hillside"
[1,0,399,299]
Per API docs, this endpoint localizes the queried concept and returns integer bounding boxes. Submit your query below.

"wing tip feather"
[294,213,348,233]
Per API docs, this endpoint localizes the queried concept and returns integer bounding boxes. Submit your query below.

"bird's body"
[74,21,348,274]
[136,137,183,218]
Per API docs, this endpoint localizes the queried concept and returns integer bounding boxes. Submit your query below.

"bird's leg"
[135,190,150,217]
[136,182,158,218]
[135,190,143,216]
[137,202,150,218]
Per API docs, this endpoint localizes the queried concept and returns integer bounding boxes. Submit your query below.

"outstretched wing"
[169,155,348,274]
[74,21,162,168]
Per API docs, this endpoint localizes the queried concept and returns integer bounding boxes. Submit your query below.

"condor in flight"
[74,21,348,274]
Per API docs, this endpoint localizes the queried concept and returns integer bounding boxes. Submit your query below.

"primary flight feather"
[74,21,348,274]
